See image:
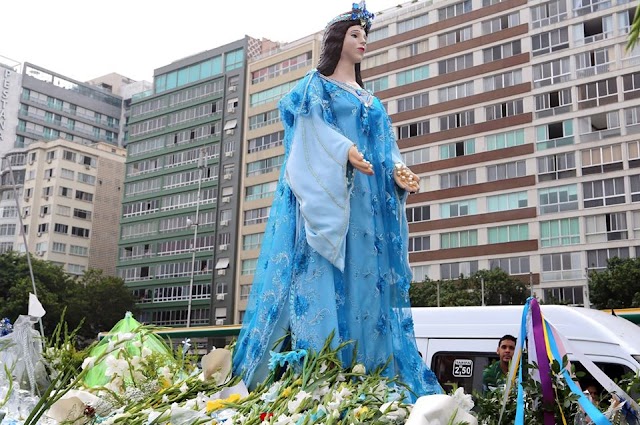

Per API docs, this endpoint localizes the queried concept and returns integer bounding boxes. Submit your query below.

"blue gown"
[232,70,442,401]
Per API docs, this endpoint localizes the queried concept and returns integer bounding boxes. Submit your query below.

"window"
[71,226,90,238]
[438,0,472,21]
[367,26,388,43]
[541,252,582,281]
[37,223,49,234]
[574,15,613,45]
[575,48,612,78]
[70,245,89,256]
[53,223,68,234]
[484,70,523,92]
[44,168,54,179]
[363,76,388,93]
[623,71,640,100]
[42,186,53,197]
[0,224,16,236]
[438,81,474,103]
[63,150,76,161]
[248,130,284,153]
[411,265,430,282]
[73,208,92,220]
[225,48,244,71]
[57,205,70,216]
[581,144,623,175]
[536,120,574,150]
[51,242,66,253]
[439,139,475,159]
[396,65,429,86]
[402,147,429,166]
[535,88,572,117]
[486,129,525,151]
[242,233,264,251]
[77,172,96,185]
[246,155,284,177]
[397,92,429,113]
[531,0,568,29]
[440,260,478,280]
[440,170,476,189]
[60,168,74,179]
[538,184,579,214]
[630,174,640,201]
[408,235,430,252]
[75,190,93,202]
[438,53,473,75]
[483,41,521,63]
[488,224,528,243]
[543,286,584,305]
[245,181,277,201]
[482,12,520,35]
[487,160,526,182]
[440,199,477,218]
[398,13,428,33]
[438,26,472,48]
[582,177,625,208]
[439,111,474,130]
[362,51,388,69]
[441,230,478,249]
[531,28,569,56]
[46,150,56,161]
[81,155,96,167]
[250,80,297,106]
[540,218,580,247]
[585,212,628,243]
[397,40,429,59]
[68,264,86,275]
[490,256,530,274]
[625,106,640,128]
[577,78,617,109]
[485,100,524,121]
[533,57,571,87]
[406,205,430,223]
[587,247,630,271]
[537,152,577,181]
[244,207,270,225]
[241,258,258,275]
[397,120,430,139]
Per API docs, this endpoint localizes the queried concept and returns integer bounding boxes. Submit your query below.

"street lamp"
[186,148,206,328]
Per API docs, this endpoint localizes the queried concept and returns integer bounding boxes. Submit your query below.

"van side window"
[432,352,495,394]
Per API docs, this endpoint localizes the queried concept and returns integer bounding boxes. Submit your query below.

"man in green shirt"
[483,334,516,393]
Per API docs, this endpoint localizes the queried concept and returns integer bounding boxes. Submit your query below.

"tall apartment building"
[235,34,322,322]
[118,37,276,327]
[20,139,126,275]
[357,0,640,306]
[0,62,142,270]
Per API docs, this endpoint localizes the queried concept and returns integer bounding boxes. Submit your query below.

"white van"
[411,305,640,394]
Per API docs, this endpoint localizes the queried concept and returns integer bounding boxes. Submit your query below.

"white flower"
[162,394,169,403]
[201,348,232,385]
[352,363,366,375]
[319,362,328,374]
[260,381,282,403]
[179,382,189,394]
[379,401,407,423]
[104,355,128,378]
[81,356,96,370]
[451,387,474,412]
[117,332,134,342]
[132,340,142,348]
[287,390,311,414]
[141,347,152,358]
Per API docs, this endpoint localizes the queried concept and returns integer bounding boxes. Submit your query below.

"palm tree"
[628,2,640,50]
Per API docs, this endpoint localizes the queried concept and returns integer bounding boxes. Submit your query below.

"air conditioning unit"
[46,158,52,164]
[229,85,237,92]
[225,129,235,135]
[220,219,229,226]
[28,159,34,165]
[24,196,30,202]
[39,212,45,218]
[225,151,234,157]
[227,107,236,113]
[216,293,225,301]
[222,196,231,203]
[215,319,225,325]
[37,232,42,237]
[217,269,226,276]
[85,164,91,170]
[219,244,228,251]
[36,251,44,257]
[44,196,49,201]
[223,174,232,180]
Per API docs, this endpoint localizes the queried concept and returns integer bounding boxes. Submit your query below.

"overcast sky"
[3,0,405,83]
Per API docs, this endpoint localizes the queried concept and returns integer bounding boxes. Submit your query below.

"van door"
[423,338,498,394]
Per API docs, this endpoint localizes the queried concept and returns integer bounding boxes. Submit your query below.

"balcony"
[574,0,612,17]
[576,62,612,79]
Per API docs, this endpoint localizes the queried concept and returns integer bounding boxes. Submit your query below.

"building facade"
[19,139,125,275]
[234,34,322,322]
[117,37,276,327]
[358,0,640,306]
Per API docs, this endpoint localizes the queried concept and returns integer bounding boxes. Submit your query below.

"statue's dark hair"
[317,20,369,87]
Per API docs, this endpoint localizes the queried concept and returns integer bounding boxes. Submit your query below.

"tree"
[0,252,137,342]
[589,256,640,309]
[628,3,640,50]
[409,268,529,307]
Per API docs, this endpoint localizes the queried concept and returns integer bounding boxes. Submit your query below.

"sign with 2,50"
[452,359,473,378]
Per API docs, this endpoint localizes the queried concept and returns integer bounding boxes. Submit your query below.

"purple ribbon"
[530,298,556,425]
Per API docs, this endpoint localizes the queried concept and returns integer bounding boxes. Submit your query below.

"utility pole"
[186,148,206,328]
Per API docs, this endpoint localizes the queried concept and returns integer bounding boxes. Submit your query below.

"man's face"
[497,339,516,364]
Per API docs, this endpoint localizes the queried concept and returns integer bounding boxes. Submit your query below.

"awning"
[223,119,237,131]
[215,258,230,269]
